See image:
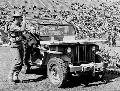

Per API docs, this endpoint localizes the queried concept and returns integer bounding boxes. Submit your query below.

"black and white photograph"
[1,0,120,91]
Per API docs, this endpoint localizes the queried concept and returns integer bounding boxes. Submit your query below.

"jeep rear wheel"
[47,57,67,87]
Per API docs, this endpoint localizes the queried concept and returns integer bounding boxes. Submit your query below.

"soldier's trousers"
[9,45,31,76]
[9,47,24,75]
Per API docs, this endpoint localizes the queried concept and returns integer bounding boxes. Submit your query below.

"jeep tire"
[47,57,67,87]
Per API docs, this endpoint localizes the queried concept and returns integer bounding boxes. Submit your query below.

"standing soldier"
[8,9,28,83]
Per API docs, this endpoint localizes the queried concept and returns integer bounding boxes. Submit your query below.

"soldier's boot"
[12,72,20,83]
[8,72,20,83]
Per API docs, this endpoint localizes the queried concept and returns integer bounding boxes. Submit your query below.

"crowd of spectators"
[0,0,120,43]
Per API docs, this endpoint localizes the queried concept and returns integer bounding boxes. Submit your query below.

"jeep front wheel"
[47,57,67,87]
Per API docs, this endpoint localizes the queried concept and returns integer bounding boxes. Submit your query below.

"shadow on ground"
[20,67,120,88]
[21,67,47,83]
[61,72,120,88]
[22,75,46,83]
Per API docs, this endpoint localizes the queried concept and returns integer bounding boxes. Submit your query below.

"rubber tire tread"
[47,57,67,87]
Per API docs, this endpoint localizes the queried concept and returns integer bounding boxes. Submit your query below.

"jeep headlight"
[92,46,96,51]
[67,47,71,53]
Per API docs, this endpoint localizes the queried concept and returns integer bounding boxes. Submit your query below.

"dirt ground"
[1,47,120,91]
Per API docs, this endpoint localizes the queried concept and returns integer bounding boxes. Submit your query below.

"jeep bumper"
[69,62,106,72]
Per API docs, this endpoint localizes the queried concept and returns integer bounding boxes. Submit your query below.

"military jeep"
[28,23,107,87]
[38,38,107,87]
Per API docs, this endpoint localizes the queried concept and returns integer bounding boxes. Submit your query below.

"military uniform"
[8,10,27,83]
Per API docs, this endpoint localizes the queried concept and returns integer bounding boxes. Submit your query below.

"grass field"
[0,46,120,91]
